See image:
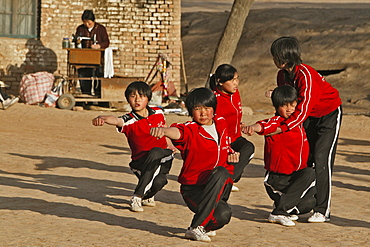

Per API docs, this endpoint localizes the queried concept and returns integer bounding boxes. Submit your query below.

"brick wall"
[0,0,181,98]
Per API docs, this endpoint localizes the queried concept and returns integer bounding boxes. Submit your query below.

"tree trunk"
[206,0,254,87]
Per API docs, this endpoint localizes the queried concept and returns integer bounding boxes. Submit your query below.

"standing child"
[92,81,174,212]
[150,87,239,242]
[244,85,316,227]
[210,64,255,192]
[268,36,342,223]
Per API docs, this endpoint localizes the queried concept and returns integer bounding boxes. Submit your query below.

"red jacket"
[277,63,342,132]
[256,116,309,174]
[171,117,235,185]
[213,88,242,143]
[76,22,110,49]
[117,107,167,161]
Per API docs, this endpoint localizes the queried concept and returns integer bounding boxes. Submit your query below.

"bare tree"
[206,0,254,87]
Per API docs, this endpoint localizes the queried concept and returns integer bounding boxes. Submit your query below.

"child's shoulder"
[171,121,196,128]
[171,121,199,133]
[214,116,225,121]
[214,116,227,124]
[297,63,318,75]
[258,115,284,124]
[120,112,134,123]
[121,107,164,122]
[149,106,165,115]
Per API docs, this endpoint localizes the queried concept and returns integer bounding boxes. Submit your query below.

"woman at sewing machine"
[75,10,110,95]
[75,9,110,49]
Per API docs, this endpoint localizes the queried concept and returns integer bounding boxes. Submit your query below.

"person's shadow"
[0,39,58,95]
[19,39,58,74]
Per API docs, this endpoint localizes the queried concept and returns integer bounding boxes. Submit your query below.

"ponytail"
[209,74,217,90]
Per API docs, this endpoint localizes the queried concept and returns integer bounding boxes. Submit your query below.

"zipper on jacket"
[199,129,223,168]
[230,94,239,135]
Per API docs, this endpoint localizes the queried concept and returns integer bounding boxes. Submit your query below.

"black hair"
[185,87,217,117]
[125,81,152,102]
[271,85,298,110]
[209,64,237,90]
[82,10,95,22]
[270,36,302,69]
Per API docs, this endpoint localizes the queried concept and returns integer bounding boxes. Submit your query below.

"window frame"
[0,0,39,39]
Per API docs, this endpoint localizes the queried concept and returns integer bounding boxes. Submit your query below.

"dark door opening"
[317,68,345,76]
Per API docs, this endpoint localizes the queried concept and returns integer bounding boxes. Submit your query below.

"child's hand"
[92,115,122,127]
[242,123,262,136]
[165,137,177,153]
[228,152,240,164]
[92,116,105,126]
[150,127,165,139]
[265,90,273,98]
[242,125,255,136]
[167,144,177,153]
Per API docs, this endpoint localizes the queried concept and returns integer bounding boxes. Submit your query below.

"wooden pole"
[181,41,188,94]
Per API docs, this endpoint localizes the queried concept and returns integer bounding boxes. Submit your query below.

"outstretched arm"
[243,117,284,136]
[267,127,282,136]
[242,123,262,136]
[150,127,181,140]
[92,115,123,127]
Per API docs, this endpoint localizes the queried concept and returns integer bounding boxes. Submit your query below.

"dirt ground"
[181,1,370,115]
[1,1,370,246]
[0,104,369,246]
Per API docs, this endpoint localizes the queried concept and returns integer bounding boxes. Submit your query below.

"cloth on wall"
[104,47,117,78]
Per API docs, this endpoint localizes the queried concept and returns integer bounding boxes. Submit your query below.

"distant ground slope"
[181,2,370,114]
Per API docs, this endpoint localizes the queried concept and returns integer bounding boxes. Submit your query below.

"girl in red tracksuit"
[210,64,255,190]
[246,85,316,227]
[150,87,238,242]
[269,37,342,223]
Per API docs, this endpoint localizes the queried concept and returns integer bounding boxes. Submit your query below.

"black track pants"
[264,167,316,216]
[129,147,173,199]
[231,136,255,182]
[181,166,234,231]
[303,106,342,218]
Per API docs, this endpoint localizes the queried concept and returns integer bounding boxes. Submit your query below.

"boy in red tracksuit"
[92,81,174,212]
[150,87,239,242]
[245,85,316,227]
[269,36,342,223]
[210,64,255,192]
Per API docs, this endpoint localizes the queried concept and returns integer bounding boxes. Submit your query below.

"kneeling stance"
[244,85,316,226]
[151,88,239,242]
[92,81,174,212]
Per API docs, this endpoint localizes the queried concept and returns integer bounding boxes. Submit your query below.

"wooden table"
[59,48,143,109]
[64,48,105,78]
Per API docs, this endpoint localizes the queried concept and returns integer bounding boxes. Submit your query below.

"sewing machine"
[60,47,143,110]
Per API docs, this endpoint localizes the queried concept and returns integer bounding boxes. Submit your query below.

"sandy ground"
[1,103,369,246]
[181,1,370,115]
[1,1,370,246]
[181,0,370,12]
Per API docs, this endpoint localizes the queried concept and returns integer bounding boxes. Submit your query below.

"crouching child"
[150,87,239,242]
[92,81,174,212]
[243,85,316,227]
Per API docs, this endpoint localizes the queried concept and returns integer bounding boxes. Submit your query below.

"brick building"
[0,0,181,97]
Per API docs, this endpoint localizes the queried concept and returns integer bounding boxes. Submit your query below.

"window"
[0,0,38,38]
